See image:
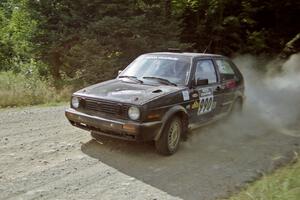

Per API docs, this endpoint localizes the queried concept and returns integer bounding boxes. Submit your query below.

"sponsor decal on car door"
[197,87,216,115]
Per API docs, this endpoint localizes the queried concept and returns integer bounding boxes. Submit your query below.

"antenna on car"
[167,48,182,53]
[203,40,212,54]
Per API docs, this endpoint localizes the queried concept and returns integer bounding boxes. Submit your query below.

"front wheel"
[155,116,182,155]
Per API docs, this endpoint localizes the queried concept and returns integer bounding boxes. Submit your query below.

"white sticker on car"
[197,87,215,115]
[200,87,212,97]
[145,56,179,61]
[182,90,190,101]
[197,95,214,115]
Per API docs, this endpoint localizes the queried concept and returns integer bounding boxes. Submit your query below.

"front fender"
[154,105,188,141]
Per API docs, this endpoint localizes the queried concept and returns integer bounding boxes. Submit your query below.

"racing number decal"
[197,95,214,115]
[197,87,215,115]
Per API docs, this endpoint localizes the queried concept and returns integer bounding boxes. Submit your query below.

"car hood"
[74,79,182,105]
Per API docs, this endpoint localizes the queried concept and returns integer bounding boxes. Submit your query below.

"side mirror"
[118,70,122,75]
[195,79,209,86]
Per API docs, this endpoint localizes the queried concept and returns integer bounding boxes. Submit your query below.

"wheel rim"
[168,119,181,151]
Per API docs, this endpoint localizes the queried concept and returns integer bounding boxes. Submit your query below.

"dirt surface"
[0,105,299,200]
[0,106,180,200]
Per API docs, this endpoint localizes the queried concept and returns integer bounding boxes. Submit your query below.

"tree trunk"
[165,0,171,19]
[280,33,300,58]
[48,51,62,89]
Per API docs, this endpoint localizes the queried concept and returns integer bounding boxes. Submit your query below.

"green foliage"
[0,0,299,108]
[245,30,268,54]
[177,0,300,56]
[29,0,188,85]
[228,158,300,200]
[0,0,36,71]
[0,70,71,108]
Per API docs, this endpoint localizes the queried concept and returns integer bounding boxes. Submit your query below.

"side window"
[195,60,217,84]
[215,59,235,81]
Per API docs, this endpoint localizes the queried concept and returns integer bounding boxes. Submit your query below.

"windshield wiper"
[142,76,177,86]
[119,75,143,84]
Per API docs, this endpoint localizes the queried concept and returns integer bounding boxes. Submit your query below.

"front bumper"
[65,108,162,141]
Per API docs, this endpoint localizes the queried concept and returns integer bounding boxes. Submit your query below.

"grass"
[228,156,300,200]
[0,71,72,108]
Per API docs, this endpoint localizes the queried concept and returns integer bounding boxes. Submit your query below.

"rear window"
[216,60,235,75]
[215,59,235,81]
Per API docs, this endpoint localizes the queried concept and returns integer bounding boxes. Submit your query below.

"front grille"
[82,98,128,118]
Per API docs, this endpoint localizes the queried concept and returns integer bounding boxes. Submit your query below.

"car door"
[189,59,224,124]
[214,58,239,114]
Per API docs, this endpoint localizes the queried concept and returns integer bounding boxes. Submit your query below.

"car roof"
[147,52,225,59]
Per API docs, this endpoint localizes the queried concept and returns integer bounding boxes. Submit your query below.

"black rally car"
[65,52,245,155]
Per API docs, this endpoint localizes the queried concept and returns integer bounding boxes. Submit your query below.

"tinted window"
[216,59,235,74]
[215,59,235,81]
[195,60,217,84]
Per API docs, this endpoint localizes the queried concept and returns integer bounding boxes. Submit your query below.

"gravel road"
[0,104,299,200]
[0,106,180,200]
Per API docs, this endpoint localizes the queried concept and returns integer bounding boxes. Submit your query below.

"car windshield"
[119,55,191,86]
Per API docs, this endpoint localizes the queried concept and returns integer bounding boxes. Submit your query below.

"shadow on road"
[80,55,300,200]
[81,118,300,200]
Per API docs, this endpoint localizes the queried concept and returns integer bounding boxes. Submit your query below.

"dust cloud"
[233,53,300,136]
[186,53,300,146]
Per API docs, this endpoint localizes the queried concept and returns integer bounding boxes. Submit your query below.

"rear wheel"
[230,98,243,116]
[155,116,182,155]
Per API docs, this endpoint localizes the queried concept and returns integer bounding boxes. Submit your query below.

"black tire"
[230,98,243,116]
[155,116,182,156]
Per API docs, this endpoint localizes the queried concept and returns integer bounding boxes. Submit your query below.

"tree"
[176,0,300,56]
[29,0,187,86]
[0,0,36,71]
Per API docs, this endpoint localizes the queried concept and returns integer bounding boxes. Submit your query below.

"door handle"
[215,86,222,91]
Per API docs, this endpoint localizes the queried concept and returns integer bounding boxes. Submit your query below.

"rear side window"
[215,59,235,81]
[195,60,217,84]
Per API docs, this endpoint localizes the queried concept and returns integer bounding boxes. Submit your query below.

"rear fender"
[234,91,245,105]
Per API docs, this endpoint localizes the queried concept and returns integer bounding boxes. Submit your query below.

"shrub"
[0,71,71,108]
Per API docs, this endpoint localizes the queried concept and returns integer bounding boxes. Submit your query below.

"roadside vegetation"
[0,0,299,197]
[0,71,70,108]
[229,157,300,200]
[0,0,299,108]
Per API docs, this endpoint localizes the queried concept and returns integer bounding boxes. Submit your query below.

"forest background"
[0,0,299,107]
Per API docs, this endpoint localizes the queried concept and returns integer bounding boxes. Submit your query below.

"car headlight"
[128,106,140,120]
[71,96,80,108]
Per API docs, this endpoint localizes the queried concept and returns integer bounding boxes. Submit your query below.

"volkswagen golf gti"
[65,52,245,155]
